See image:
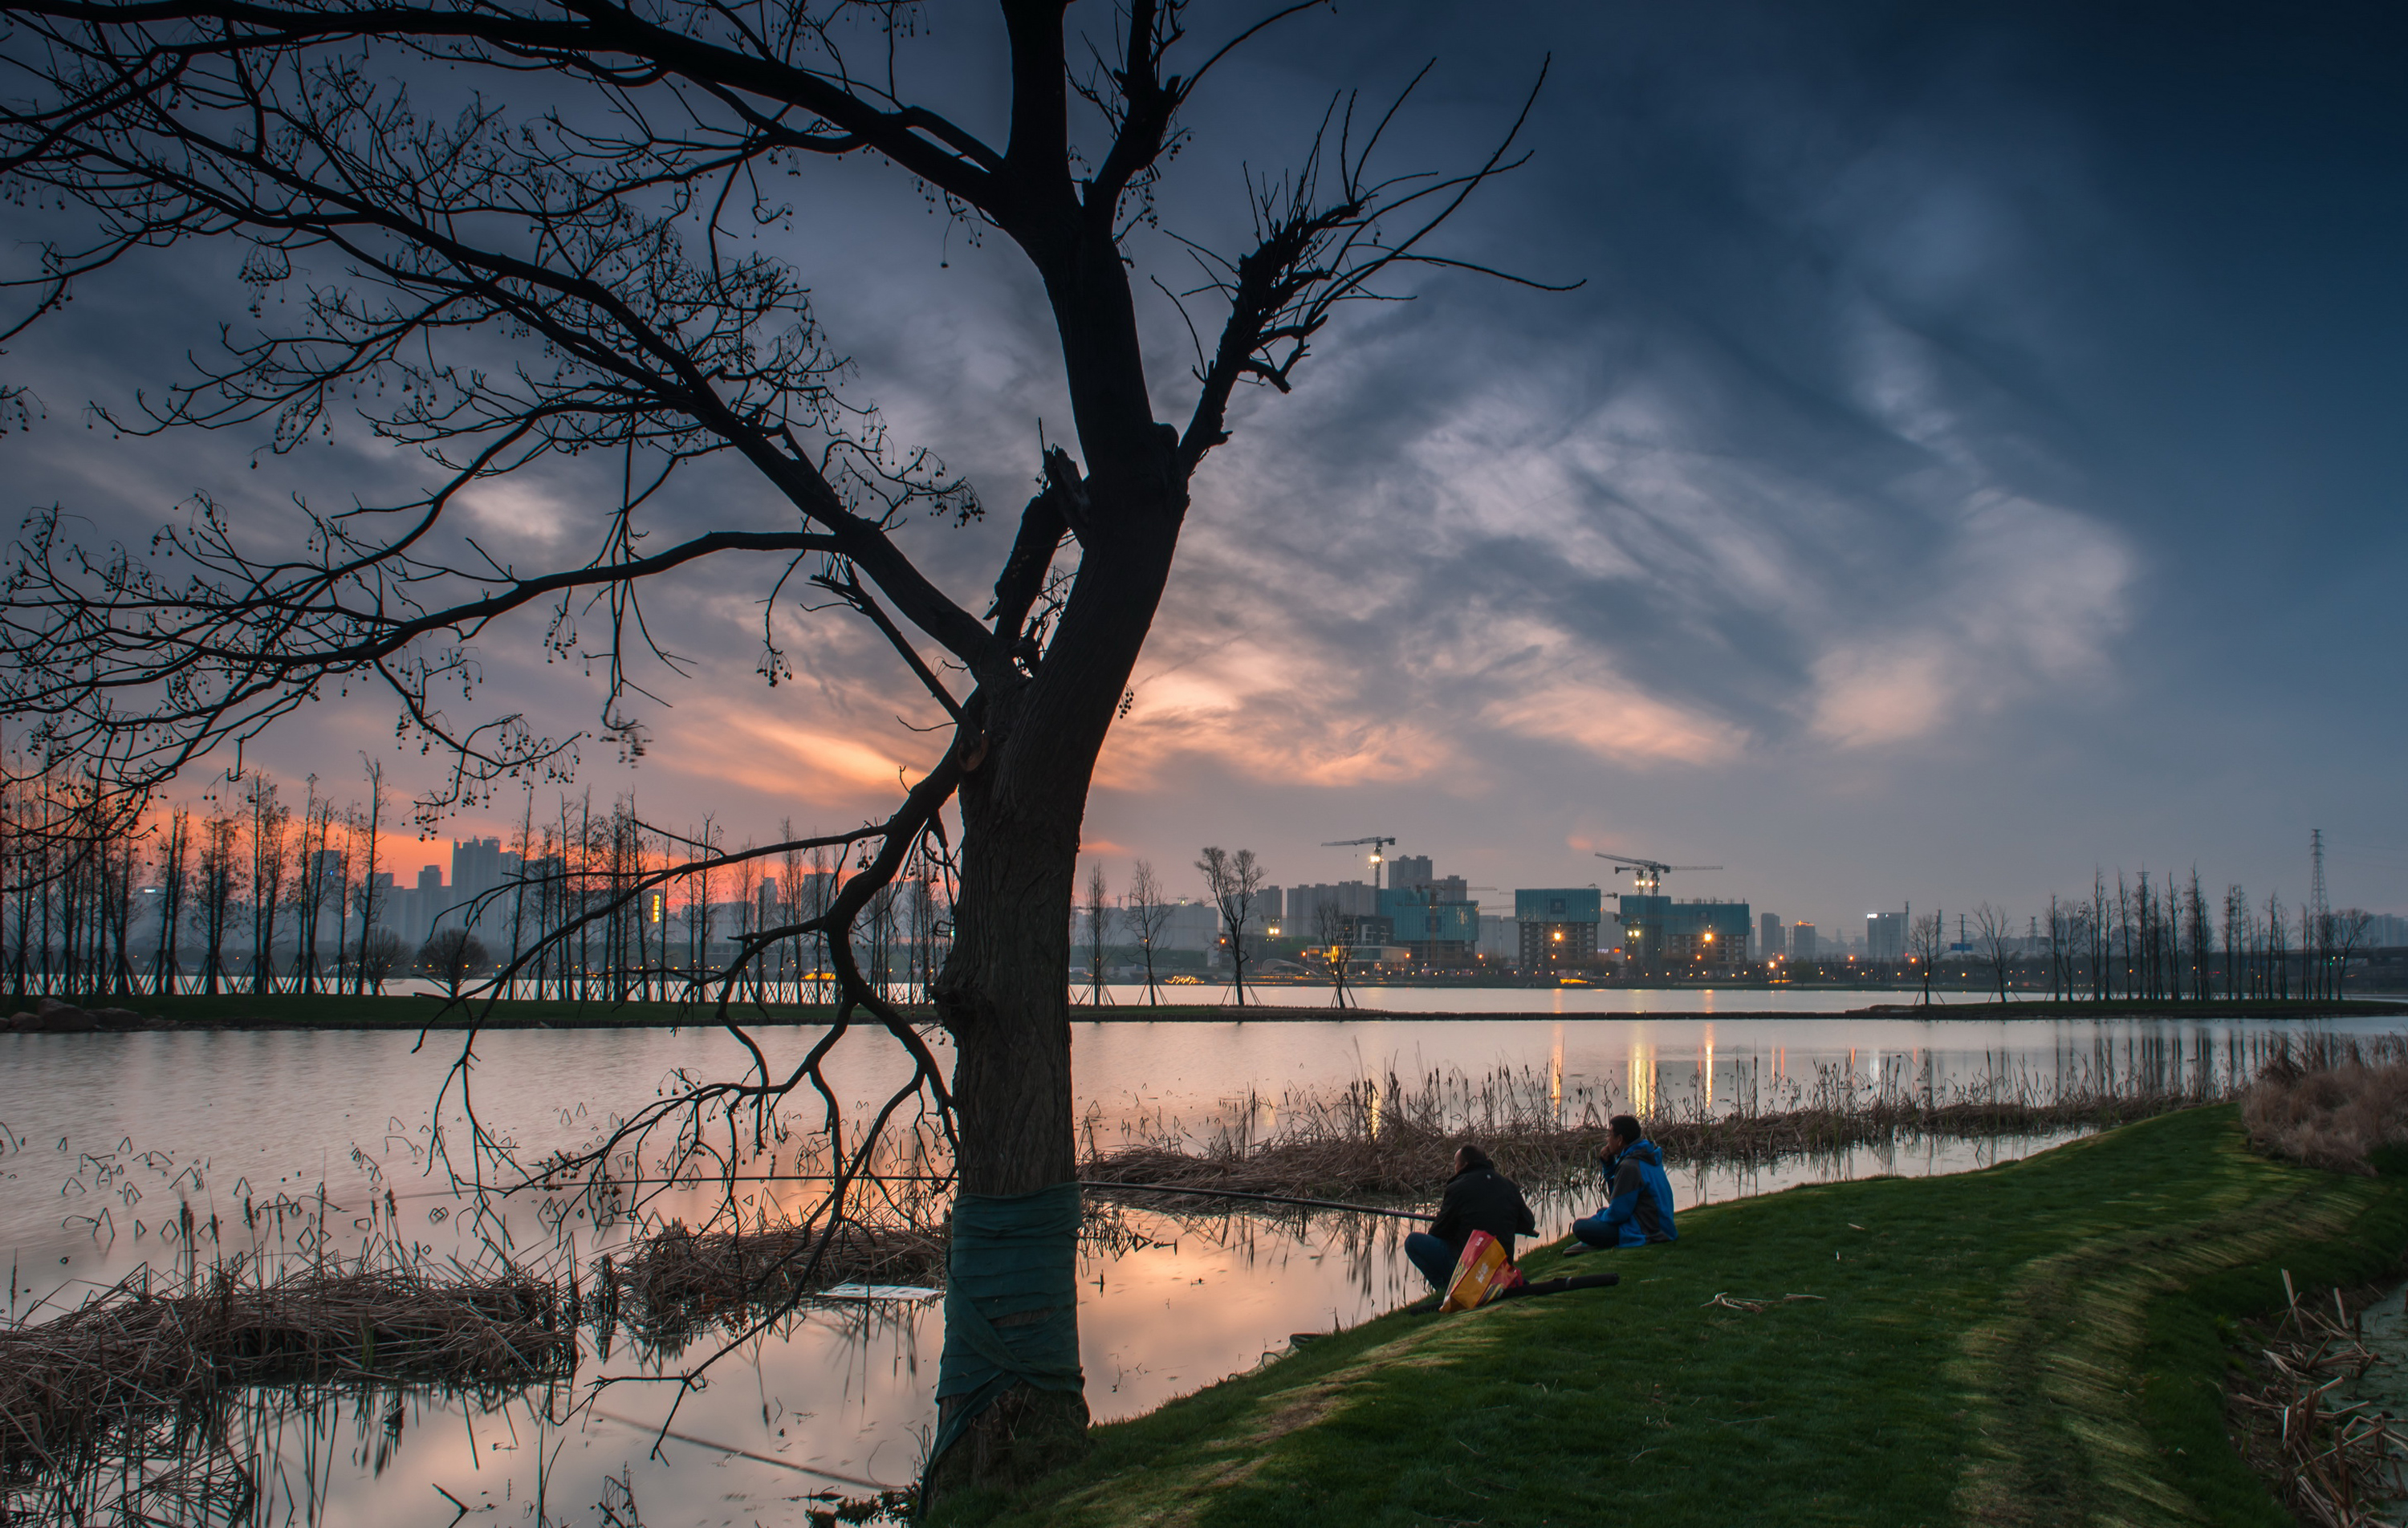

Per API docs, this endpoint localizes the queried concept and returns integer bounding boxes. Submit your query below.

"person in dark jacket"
[1404,1144,1538,1292]
[1568,1115,1678,1251]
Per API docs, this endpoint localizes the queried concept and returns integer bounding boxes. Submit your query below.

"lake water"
[6,1002,2402,1522]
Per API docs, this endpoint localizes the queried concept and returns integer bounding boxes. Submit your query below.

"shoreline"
[6,992,2407,1034]
[934,1107,2408,1527]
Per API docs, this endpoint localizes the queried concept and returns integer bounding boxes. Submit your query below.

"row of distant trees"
[1076,847,1274,1007]
[1903,869,2377,1004]
[0,754,950,1006]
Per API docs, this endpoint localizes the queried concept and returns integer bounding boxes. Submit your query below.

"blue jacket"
[1594,1139,1678,1247]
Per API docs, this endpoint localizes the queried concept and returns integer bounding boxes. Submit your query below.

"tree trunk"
[925,480,1181,1496]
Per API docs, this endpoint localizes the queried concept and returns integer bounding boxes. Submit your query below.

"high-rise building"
[1617,895,1751,972]
[1760,912,1783,960]
[1388,855,1434,889]
[1516,888,1602,970]
[1865,912,1905,962]
[1792,921,1819,961]
[1379,884,1478,963]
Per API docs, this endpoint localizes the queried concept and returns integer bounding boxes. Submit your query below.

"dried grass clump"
[603,1220,944,1337]
[2243,1034,2408,1174]
[2227,1276,2408,1527]
[0,1258,574,1470]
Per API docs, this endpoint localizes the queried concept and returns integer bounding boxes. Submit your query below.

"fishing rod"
[1079,1180,1432,1222]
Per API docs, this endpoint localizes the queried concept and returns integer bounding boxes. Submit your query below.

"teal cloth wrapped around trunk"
[926,1181,1085,1473]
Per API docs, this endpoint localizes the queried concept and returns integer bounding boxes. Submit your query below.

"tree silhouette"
[0,0,1547,1487]
[417,927,491,998]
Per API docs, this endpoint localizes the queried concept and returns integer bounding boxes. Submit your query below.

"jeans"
[1404,1231,1459,1292]
[1571,1213,1623,1250]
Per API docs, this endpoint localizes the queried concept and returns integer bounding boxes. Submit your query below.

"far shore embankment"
[6,992,2408,1034]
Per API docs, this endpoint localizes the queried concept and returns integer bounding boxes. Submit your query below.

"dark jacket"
[1595,1139,1678,1247]
[1429,1166,1539,1262]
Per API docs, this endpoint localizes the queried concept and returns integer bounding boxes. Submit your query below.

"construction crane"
[1322,835,1398,890]
[1593,852,1723,896]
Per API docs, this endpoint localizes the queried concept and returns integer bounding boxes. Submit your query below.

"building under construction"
[1516,888,1603,970]
[1615,894,1752,973]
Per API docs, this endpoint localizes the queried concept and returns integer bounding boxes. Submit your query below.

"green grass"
[936,1106,2408,1528]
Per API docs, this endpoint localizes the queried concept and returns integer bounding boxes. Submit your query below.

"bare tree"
[1196,846,1266,1007]
[1972,902,2014,1002]
[2266,891,2290,999]
[192,797,238,994]
[351,762,386,997]
[1123,860,1171,1007]
[288,780,336,992]
[1908,911,1944,1006]
[2332,908,2374,996]
[358,927,404,994]
[1314,897,1356,1010]
[1079,863,1113,1006]
[244,774,291,995]
[0,0,1545,1485]
[417,927,490,998]
[148,807,189,996]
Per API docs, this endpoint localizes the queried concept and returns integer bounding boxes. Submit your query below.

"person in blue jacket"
[1568,1115,1677,1251]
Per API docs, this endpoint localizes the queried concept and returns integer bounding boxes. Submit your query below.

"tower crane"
[1322,835,1397,890]
[1593,852,1723,896]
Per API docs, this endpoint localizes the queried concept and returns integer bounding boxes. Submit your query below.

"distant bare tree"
[1908,911,1944,1005]
[417,927,490,998]
[244,774,290,995]
[1123,861,1172,1008]
[1197,847,1266,1008]
[289,781,338,992]
[2223,884,2247,1000]
[1079,864,1113,1006]
[1973,903,2014,1002]
[351,761,386,998]
[359,928,404,994]
[2265,891,2290,999]
[1314,898,1357,1010]
[192,798,238,995]
[2333,908,2374,994]
[149,807,189,995]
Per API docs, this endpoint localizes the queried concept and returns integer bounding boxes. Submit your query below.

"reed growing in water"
[1081,1034,2274,1205]
[0,1252,574,1518]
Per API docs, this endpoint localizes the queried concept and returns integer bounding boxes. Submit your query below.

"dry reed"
[1083,1059,2231,1206]
[600,1220,945,1340]
[2228,1275,2408,1527]
[0,1257,573,1472]
[2242,1034,2408,1174]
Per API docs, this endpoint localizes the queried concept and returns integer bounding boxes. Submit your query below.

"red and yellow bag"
[1438,1230,1526,1312]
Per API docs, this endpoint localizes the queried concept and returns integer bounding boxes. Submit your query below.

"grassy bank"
[10,991,2398,1030]
[939,1105,2408,1528]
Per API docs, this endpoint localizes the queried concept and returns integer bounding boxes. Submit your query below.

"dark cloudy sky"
[11,0,2408,933]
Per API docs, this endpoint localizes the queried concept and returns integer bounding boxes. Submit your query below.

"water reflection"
[6,1012,2404,1525]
